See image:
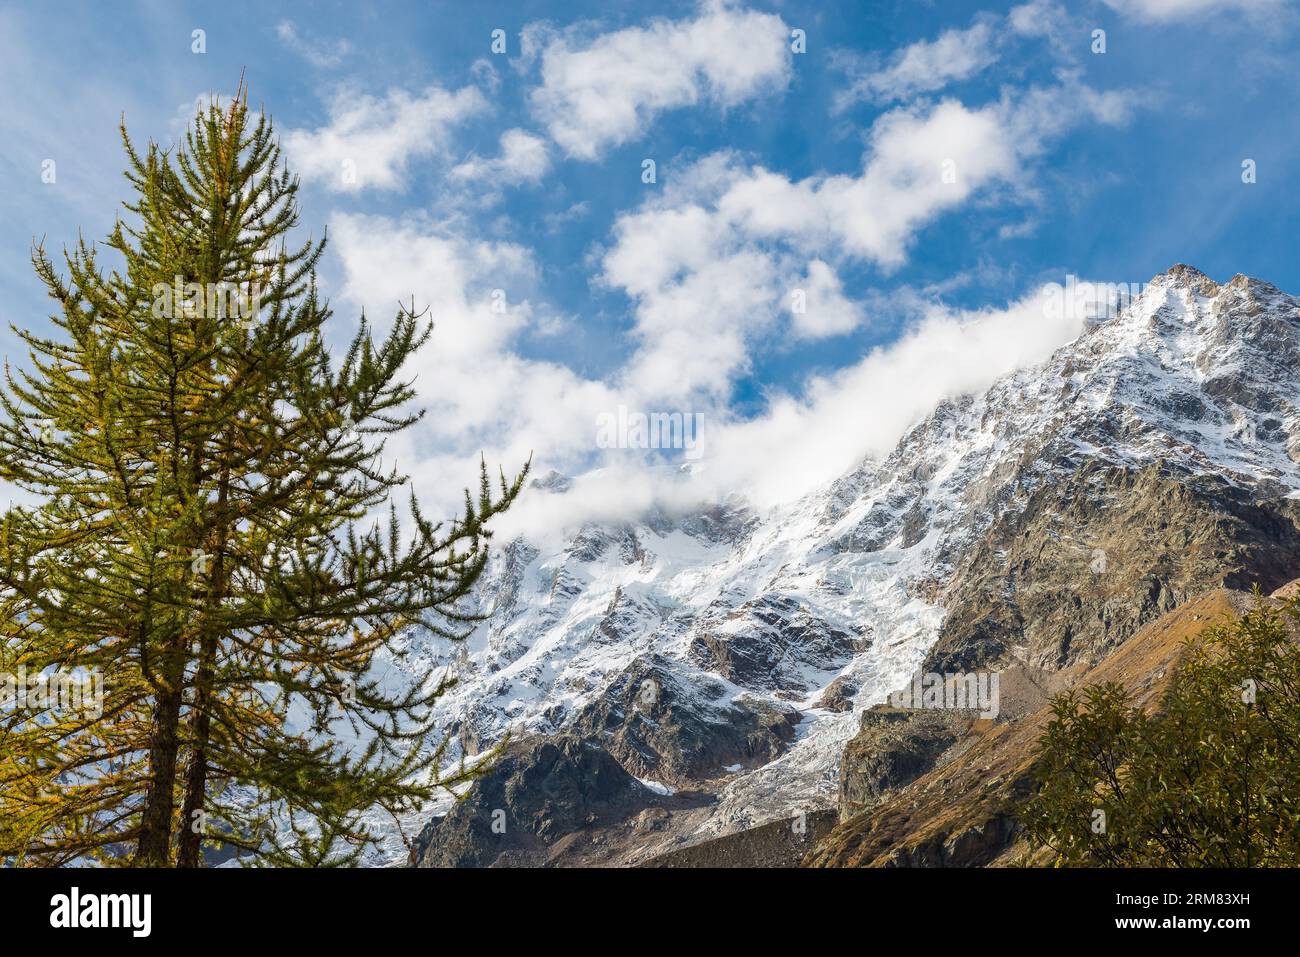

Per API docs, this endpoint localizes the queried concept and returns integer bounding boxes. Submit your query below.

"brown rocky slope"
[804,582,1291,867]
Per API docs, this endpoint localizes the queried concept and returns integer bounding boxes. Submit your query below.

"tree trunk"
[134,671,184,866]
[175,670,213,867]
[177,444,232,868]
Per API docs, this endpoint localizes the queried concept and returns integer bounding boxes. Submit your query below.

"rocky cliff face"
[838,707,980,822]
[807,585,1282,867]
[926,460,1300,674]
[565,654,802,786]
[410,734,677,868]
[393,266,1300,867]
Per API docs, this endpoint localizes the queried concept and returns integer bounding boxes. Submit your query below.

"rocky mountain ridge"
[397,265,1300,867]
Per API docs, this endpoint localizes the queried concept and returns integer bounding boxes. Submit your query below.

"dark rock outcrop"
[813,675,859,712]
[925,461,1300,674]
[411,734,659,868]
[565,654,801,786]
[642,809,838,868]
[838,707,977,822]
[686,594,869,694]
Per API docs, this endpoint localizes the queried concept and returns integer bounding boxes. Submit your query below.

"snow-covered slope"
[391,266,1300,861]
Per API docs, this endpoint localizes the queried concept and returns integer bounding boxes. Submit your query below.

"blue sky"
[1,0,1296,530]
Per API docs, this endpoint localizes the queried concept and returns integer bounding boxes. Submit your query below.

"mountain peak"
[529,469,573,493]
[395,265,1300,868]
[1158,262,1219,296]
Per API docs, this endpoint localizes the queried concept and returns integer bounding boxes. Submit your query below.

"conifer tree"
[0,88,526,866]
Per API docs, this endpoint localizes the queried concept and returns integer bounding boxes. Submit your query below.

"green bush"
[1022,596,1300,866]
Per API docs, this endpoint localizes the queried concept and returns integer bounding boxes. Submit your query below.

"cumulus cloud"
[327,213,620,516]
[791,260,864,339]
[597,96,1014,397]
[330,213,535,365]
[597,80,1139,402]
[451,128,551,185]
[1008,0,1075,52]
[283,85,486,192]
[529,1,792,160]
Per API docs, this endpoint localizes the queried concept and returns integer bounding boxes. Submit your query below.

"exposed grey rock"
[565,654,801,786]
[686,594,869,694]
[838,707,975,821]
[410,734,659,868]
[924,461,1300,673]
[642,809,838,868]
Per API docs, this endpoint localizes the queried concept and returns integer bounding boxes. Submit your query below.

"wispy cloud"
[275,20,351,68]
[1101,0,1284,21]
[834,19,1000,109]
[833,2,1073,111]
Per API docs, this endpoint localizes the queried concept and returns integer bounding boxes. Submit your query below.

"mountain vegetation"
[1023,595,1300,867]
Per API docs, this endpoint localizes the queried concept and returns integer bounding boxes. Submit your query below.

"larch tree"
[0,88,526,866]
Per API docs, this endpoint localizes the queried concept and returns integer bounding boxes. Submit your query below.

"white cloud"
[324,198,1119,546]
[1101,0,1282,20]
[452,128,551,185]
[596,80,1138,401]
[613,244,780,403]
[792,260,863,339]
[599,96,1004,393]
[330,213,535,363]
[327,213,621,520]
[690,283,1098,506]
[544,201,591,232]
[835,20,999,109]
[1008,0,1072,45]
[300,25,1148,543]
[496,279,1109,542]
[284,85,486,192]
[834,3,1074,110]
[275,20,351,67]
[806,99,1019,264]
[529,2,792,160]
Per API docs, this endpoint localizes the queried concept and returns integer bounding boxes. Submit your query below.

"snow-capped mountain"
[399,266,1300,865]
